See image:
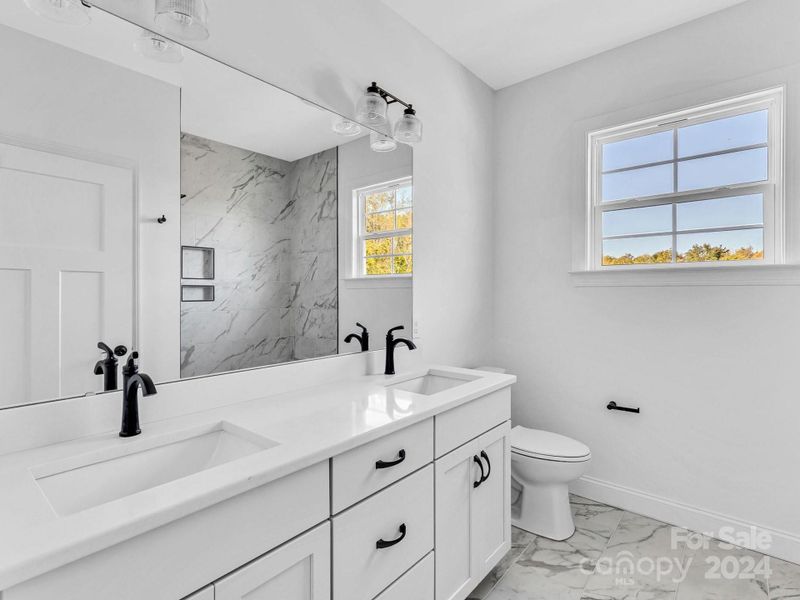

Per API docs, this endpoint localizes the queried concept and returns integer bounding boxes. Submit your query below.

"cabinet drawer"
[215,522,330,600]
[332,465,434,600]
[374,552,434,600]
[435,388,510,457]
[331,418,433,513]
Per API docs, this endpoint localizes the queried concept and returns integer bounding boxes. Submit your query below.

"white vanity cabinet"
[434,392,512,600]
[214,523,330,600]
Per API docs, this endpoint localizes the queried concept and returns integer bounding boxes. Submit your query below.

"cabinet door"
[471,425,511,581]
[214,522,330,600]
[434,437,483,600]
[435,422,511,600]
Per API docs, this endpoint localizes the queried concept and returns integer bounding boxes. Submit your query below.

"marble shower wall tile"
[181,134,338,377]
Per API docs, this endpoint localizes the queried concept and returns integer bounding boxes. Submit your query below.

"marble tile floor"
[468,495,800,600]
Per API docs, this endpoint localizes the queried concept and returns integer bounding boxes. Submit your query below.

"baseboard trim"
[572,475,800,565]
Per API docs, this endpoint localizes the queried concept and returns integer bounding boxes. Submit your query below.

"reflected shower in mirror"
[0,3,412,408]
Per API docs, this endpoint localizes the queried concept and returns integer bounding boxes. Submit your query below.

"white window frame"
[586,87,784,271]
[354,176,413,278]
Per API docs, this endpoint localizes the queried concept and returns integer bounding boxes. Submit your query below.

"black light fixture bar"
[369,82,414,111]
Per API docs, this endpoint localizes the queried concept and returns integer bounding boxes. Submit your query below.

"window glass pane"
[677,147,767,192]
[676,229,763,262]
[365,256,392,275]
[396,186,413,208]
[365,190,394,213]
[365,237,391,256]
[366,211,395,233]
[602,164,673,202]
[396,208,413,229]
[602,236,672,266]
[676,194,763,231]
[678,110,768,158]
[394,255,412,274]
[602,205,672,237]
[394,235,412,254]
[602,130,673,172]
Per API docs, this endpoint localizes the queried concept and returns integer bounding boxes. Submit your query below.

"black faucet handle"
[97,341,113,358]
[356,322,368,334]
[387,325,405,337]
[124,351,140,372]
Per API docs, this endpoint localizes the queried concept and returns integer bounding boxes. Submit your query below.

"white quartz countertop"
[0,365,515,590]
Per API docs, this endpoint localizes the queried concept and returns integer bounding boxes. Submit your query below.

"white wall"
[494,0,800,560]
[338,136,413,350]
[0,26,180,389]
[94,0,496,368]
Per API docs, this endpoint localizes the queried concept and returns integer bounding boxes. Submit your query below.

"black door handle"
[473,455,485,488]
[376,523,406,549]
[479,450,492,484]
[376,449,406,469]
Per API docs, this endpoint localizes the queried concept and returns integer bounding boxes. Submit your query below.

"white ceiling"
[380,0,750,90]
[0,3,359,161]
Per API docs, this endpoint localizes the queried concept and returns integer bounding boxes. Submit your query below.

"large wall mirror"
[0,3,413,408]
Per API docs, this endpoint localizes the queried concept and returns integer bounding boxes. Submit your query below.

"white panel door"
[0,141,134,405]
[214,522,330,600]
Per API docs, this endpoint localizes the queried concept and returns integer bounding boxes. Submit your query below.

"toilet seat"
[511,426,591,462]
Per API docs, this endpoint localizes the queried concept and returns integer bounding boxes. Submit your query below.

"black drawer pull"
[473,455,485,488]
[376,523,406,549]
[376,449,406,469]
[479,450,492,484]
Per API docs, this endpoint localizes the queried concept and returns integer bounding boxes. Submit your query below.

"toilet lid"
[510,426,591,460]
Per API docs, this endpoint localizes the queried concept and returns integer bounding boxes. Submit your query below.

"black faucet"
[385,325,417,375]
[94,342,127,392]
[120,351,157,438]
[344,322,369,351]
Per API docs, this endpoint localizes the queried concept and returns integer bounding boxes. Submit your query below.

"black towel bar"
[607,401,640,414]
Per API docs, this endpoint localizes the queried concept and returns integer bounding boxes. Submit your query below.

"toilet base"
[512,481,575,541]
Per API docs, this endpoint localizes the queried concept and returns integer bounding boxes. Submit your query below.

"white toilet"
[510,425,591,540]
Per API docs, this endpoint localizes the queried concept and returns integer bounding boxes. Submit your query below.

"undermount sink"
[387,370,479,396]
[31,422,278,516]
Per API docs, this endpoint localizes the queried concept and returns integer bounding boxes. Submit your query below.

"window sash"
[355,177,413,277]
[587,88,783,269]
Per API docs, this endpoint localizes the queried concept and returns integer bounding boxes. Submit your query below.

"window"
[356,178,413,276]
[588,88,783,269]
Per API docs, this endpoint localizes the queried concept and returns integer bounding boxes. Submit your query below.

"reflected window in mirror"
[356,178,413,277]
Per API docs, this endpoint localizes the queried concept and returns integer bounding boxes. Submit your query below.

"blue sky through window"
[599,107,770,262]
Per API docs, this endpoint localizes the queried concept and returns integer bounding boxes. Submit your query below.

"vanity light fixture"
[23,0,91,25]
[355,82,423,149]
[154,0,209,41]
[332,117,362,137]
[134,29,184,63]
[370,130,398,153]
[394,105,423,144]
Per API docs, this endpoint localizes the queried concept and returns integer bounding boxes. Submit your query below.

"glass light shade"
[24,0,90,25]
[370,130,398,153]
[394,111,423,144]
[356,90,388,126]
[134,30,184,63]
[332,117,362,137]
[154,0,209,41]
